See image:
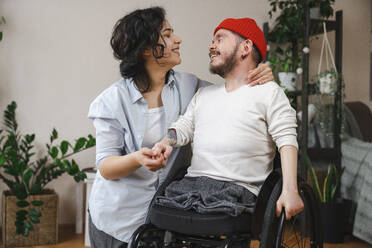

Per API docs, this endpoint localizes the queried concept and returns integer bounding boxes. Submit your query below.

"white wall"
[0,0,370,224]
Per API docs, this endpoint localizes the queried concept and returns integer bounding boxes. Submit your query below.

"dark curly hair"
[111,7,169,93]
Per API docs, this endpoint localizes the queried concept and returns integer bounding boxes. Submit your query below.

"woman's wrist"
[131,151,142,167]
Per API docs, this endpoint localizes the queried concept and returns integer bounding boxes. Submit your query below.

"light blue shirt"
[87,71,208,242]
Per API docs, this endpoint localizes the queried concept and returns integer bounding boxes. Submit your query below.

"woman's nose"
[174,34,182,44]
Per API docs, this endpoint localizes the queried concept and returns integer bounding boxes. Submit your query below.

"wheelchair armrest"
[250,169,282,238]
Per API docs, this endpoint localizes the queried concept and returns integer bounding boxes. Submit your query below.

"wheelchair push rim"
[260,179,323,248]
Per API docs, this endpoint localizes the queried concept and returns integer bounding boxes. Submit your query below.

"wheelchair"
[129,146,323,248]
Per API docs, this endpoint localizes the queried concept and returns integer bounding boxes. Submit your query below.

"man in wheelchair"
[130,18,322,248]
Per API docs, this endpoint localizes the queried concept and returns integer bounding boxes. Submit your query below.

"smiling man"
[153,18,304,220]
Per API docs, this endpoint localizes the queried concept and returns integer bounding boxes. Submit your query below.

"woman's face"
[156,20,182,67]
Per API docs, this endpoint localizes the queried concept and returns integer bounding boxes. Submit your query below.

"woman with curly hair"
[87,6,273,248]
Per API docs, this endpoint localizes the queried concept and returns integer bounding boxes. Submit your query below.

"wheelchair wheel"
[259,178,323,248]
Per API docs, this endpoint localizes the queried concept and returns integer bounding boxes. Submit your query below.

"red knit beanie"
[214,18,267,62]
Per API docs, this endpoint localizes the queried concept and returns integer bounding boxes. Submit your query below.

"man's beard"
[209,45,239,78]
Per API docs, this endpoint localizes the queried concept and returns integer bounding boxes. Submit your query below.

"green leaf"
[25,221,34,231]
[0,153,5,167]
[16,200,30,208]
[74,137,87,152]
[50,128,58,143]
[29,215,40,223]
[30,208,41,217]
[15,218,25,226]
[304,153,322,202]
[16,215,26,224]
[16,210,28,217]
[0,32,2,42]
[24,226,30,236]
[16,226,25,235]
[23,168,33,185]
[25,134,35,144]
[1,16,6,24]
[49,146,58,159]
[30,183,42,194]
[86,135,96,148]
[31,200,43,206]
[323,165,336,203]
[15,191,28,201]
[71,159,79,174]
[60,140,69,155]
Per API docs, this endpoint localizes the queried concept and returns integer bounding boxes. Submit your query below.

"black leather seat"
[149,204,252,236]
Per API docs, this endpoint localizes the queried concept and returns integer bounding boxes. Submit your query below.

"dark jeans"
[89,214,128,248]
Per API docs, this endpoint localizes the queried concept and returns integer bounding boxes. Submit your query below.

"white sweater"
[169,82,298,195]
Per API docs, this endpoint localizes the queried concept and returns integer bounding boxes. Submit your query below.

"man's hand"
[134,147,165,172]
[248,62,274,86]
[276,190,304,220]
[152,139,173,167]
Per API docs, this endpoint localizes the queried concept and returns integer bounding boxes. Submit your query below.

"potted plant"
[304,153,347,243]
[0,101,95,247]
[269,46,301,91]
[267,0,336,91]
[308,0,336,19]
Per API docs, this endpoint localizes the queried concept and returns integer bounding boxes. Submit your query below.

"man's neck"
[224,63,256,92]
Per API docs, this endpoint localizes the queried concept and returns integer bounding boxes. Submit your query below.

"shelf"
[286,84,317,97]
[307,148,340,163]
[310,19,339,35]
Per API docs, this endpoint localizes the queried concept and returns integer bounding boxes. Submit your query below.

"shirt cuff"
[275,135,298,150]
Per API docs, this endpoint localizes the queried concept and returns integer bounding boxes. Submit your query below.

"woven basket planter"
[2,189,58,247]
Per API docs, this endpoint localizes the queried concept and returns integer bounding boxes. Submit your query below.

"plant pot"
[278,72,297,91]
[343,199,356,235]
[320,199,346,243]
[310,7,321,19]
[2,189,58,247]
[319,72,337,94]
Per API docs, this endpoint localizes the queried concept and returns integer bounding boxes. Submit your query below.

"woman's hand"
[152,139,173,167]
[276,190,304,220]
[134,147,165,172]
[248,62,274,86]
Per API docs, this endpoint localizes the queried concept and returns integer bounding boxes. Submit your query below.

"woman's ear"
[143,48,151,56]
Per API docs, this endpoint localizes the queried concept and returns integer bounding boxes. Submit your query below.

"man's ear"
[241,39,253,59]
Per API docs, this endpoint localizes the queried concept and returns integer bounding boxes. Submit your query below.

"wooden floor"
[1,225,371,248]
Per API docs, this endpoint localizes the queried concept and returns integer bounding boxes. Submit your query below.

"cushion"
[149,204,252,236]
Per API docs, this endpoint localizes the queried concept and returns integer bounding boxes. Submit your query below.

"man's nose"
[208,43,216,51]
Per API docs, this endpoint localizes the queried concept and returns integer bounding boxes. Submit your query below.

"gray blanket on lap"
[155,176,256,217]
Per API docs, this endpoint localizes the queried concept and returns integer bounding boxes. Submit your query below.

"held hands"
[152,138,173,167]
[134,139,173,172]
[134,147,165,172]
[248,62,274,86]
[276,190,304,220]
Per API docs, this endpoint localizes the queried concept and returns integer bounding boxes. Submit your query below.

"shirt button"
[138,135,142,139]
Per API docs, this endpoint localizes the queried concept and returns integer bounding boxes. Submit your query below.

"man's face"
[209,29,240,78]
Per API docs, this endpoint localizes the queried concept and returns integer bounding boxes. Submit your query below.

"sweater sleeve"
[168,88,202,146]
[266,87,298,150]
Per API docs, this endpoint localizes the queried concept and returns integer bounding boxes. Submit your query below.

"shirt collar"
[127,71,176,104]
[126,78,143,104]
[167,70,176,87]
